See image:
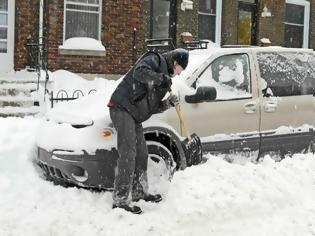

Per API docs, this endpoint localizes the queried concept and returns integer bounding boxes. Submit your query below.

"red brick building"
[0,0,314,76]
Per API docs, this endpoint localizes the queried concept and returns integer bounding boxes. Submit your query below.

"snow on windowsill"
[59,37,106,57]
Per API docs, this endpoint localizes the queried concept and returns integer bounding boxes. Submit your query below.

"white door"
[0,0,14,73]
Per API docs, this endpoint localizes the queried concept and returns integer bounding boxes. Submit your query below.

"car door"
[164,49,261,157]
[255,49,315,156]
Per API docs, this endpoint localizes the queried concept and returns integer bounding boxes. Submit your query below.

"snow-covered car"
[36,46,315,189]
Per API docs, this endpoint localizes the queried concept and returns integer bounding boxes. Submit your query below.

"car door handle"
[264,102,278,113]
[244,102,257,114]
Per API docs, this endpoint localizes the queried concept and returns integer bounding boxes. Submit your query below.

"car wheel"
[147,141,176,194]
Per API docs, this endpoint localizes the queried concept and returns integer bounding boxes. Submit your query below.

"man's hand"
[161,74,172,89]
[168,94,179,107]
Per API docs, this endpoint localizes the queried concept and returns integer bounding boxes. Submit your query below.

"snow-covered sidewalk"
[1,117,315,236]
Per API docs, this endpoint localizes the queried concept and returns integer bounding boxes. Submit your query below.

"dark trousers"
[109,107,149,205]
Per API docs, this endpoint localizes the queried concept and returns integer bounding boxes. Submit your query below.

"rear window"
[257,51,315,96]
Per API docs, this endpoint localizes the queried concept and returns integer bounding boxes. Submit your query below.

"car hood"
[46,90,113,127]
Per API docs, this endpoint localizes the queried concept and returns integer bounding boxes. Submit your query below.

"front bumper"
[36,146,119,189]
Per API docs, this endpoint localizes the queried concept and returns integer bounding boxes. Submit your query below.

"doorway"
[237,1,258,45]
[0,0,14,73]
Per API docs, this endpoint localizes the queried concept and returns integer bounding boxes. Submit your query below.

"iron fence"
[49,89,97,108]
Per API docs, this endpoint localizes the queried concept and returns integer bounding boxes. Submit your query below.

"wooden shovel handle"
[175,104,192,140]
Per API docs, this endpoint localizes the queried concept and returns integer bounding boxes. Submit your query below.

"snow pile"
[48,69,116,97]
[1,118,315,235]
[59,37,105,51]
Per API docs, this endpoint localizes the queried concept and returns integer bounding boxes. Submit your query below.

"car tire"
[303,140,315,154]
[146,141,176,190]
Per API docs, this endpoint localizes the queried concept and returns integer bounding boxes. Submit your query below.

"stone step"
[0,88,34,97]
[0,73,45,117]
[0,95,35,102]
[0,106,40,118]
[0,83,38,90]
[0,95,38,107]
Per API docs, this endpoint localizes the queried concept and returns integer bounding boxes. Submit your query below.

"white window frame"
[63,0,102,42]
[215,0,222,46]
[284,0,310,48]
[197,0,222,46]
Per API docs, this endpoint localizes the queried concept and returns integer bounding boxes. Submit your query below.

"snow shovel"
[175,104,203,166]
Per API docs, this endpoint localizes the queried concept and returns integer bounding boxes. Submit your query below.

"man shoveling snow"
[107,48,189,214]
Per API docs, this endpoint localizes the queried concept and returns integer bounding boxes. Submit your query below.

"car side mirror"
[185,86,217,103]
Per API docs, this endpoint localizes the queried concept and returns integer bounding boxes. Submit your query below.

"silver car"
[36,46,315,189]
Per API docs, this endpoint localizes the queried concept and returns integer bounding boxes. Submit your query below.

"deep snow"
[2,46,315,235]
[1,117,315,236]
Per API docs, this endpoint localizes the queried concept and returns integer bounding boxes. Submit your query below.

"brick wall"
[46,0,145,75]
[14,0,315,75]
[258,0,285,47]
[177,0,198,46]
[221,0,238,45]
[15,0,40,70]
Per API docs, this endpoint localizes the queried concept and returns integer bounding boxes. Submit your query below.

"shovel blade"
[181,133,203,166]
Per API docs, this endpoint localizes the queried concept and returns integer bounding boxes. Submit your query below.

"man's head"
[163,48,189,77]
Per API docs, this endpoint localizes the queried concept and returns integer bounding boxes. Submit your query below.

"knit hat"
[172,48,189,69]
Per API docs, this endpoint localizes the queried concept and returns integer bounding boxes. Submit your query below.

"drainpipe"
[39,0,44,67]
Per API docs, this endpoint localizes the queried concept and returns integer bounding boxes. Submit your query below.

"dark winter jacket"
[109,52,172,123]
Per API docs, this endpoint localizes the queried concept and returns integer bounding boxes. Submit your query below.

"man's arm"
[133,53,165,86]
[154,94,180,114]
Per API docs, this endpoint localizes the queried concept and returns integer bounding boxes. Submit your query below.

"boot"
[133,194,162,203]
[112,204,142,214]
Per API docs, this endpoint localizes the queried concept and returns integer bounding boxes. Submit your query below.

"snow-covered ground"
[1,47,315,235]
[1,117,315,236]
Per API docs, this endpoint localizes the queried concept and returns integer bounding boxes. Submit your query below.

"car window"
[257,51,315,97]
[196,54,252,100]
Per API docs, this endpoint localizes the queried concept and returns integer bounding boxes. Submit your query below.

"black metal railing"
[26,37,49,94]
[49,89,97,108]
[182,40,210,50]
[145,38,175,53]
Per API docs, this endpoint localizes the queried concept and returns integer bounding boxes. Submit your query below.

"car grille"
[38,162,70,180]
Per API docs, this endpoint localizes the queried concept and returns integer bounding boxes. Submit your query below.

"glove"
[160,74,172,89]
[168,94,179,107]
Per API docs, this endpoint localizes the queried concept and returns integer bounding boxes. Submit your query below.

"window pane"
[65,0,100,40]
[0,0,8,11]
[0,41,7,53]
[66,4,99,12]
[88,0,99,4]
[197,54,251,100]
[285,4,304,25]
[198,14,215,41]
[65,11,99,39]
[257,52,315,96]
[199,0,216,14]
[0,28,7,39]
[239,0,255,3]
[152,0,170,38]
[284,24,303,48]
[238,10,252,45]
[0,13,7,25]
[67,0,99,4]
